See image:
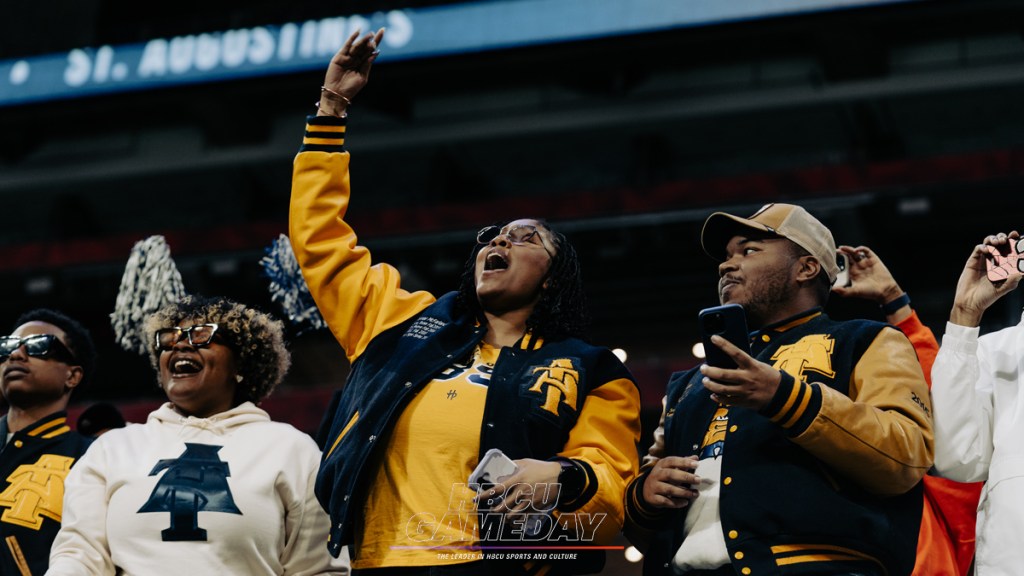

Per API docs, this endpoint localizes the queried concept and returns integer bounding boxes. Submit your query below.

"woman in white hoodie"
[47,295,348,575]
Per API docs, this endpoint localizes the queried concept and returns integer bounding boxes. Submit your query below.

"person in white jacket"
[932,230,1024,575]
[47,295,349,575]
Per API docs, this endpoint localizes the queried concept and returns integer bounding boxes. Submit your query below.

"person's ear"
[65,366,84,393]
[796,256,822,284]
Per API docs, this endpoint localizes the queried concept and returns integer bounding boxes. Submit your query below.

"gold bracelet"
[320,86,353,107]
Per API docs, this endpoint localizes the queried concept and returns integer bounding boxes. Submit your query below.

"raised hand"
[984,238,1024,281]
[832,245,904,306]
[318,28,385,117]
[951,231,1023,327]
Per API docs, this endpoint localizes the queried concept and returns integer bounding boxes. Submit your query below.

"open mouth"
[171,358,202,376]
[484,252,509,271]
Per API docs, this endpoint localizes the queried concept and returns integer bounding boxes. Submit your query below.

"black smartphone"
[698,304,751,369]
[985,237,1024,282]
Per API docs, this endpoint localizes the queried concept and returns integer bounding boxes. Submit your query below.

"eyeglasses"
[155,324,221,352]
[476,224,554,258]
[0,334,77,364]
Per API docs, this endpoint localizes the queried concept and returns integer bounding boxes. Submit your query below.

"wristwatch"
[556,458,586,504]
[881,292,911,315]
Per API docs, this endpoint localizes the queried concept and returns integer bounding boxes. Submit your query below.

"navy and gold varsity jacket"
[0,411,92,576]
[626,309,933,576]
[290,115,642,574]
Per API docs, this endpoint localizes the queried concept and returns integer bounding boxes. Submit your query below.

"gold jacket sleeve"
[558,377,641,544]
[792,326,934,496]
[290,146,436,363]
[622,395,672,550]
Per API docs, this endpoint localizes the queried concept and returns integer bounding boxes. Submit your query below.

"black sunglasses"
[0,334,78,364]
[155,324,221,352]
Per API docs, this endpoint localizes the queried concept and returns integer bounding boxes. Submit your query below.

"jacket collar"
[8,410,72,440]
[754,307,824,336]
[474,317,546,351]
[518,331,545,351]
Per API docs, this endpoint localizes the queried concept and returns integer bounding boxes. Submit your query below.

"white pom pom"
[110,236,186,355]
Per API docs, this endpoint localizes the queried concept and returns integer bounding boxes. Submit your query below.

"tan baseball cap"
[700,203,839,283]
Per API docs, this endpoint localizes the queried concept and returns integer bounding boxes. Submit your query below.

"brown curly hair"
[143,295,291,404]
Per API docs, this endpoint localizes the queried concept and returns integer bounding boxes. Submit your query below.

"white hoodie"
[47,402,348,576]
[932,317,1024,576]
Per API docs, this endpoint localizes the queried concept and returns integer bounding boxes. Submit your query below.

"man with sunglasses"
[0,308,96,576]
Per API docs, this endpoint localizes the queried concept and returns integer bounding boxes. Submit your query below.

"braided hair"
[455,220,589,341]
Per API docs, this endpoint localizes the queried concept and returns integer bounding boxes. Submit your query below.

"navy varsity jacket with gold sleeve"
[0,411,92,576]
[625,309,933,576]
[290,115,642,574]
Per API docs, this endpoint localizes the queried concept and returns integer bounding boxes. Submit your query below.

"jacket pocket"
[326,411,360,458]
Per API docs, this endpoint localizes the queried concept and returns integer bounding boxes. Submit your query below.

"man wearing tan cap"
[624,204,934,576]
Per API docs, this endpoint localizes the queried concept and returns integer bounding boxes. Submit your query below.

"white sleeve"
[46,441,114,575]
[931,321,994,483]
[278,443,350,576]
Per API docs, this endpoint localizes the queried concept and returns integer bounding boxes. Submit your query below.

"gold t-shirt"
[353,343,499,569]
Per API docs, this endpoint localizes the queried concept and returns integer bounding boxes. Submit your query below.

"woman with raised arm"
[290,30,641,576]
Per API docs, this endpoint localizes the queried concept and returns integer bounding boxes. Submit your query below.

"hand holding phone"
[834,252,851,288]
[469,450,548,537]
[699,304,786,409]
[469,448,518,490]
[985,237,1024,282]
[698,304,751,370]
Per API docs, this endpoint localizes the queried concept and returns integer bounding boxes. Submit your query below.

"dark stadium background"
[3,1,1024,570]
